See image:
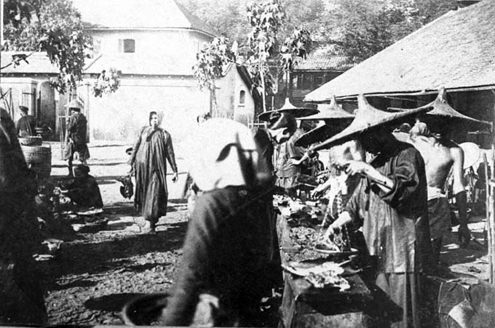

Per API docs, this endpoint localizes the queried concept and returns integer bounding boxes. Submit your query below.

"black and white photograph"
[0,0,494,326]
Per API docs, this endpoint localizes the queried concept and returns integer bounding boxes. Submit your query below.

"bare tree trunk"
[261,71,267,112]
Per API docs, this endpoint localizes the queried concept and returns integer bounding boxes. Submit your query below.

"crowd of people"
[0,86,490,327]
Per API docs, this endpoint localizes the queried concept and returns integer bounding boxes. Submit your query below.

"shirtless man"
[407,120,469,265]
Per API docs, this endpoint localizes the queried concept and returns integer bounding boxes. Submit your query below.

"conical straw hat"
[298,96,354,121]
[258,97,318,122]
[312,95,433,150]
[295,120,351,147]
[65,99,84,109]
[388,88,491,130]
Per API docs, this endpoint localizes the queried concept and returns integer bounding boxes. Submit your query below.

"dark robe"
[64,112,90,161]
[0,108,46,325]
[130,126,177,222]
[345,141,432,328]
[161,186,274,326]
[67,174,103,208]
[16,115,36,137]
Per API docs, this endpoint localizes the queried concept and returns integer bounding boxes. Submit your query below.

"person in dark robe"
[0,107,47,325]
[66,164,103,209]
[160,119,274,326]
[322,96,434,328]
[129,111,178,233]
[16,105,36,137]
[63,99,90,176]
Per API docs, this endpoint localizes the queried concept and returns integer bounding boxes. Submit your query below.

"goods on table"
[283,261,350,290]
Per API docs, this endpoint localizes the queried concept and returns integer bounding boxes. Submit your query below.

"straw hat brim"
[295,120,353,147]
[313,95,433,150]
[297,95,354,121]
[258,107,319,122]
[389,88,491,131]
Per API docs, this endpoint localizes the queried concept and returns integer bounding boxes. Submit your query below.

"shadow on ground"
[39,221,187,282]
[84,293,146,312]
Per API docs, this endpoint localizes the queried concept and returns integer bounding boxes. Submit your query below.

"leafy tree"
[245,0,285,111]
[192,36,235,114]
[329,0,457,64]
[2,0,92,94]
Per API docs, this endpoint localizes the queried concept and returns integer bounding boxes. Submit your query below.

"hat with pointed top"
[389,87,491,131]
[295,96,355,147]
[258,97,318,122]
[312,95,433,150]
[298,96,354,121]
[65,99,84,110]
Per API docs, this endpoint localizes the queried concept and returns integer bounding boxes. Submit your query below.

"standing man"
[129,111,178,233]
[321,96,433,328]
[64,99,90,177]
[407,121,469,265]
[16,105,36,137]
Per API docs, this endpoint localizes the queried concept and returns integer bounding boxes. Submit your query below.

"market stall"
[275,195,401,328]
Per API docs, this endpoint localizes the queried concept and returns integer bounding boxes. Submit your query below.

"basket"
[21,144,52,179]
[122,293,168,325]
[19,136,43,146]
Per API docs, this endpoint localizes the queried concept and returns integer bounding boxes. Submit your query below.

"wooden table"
[277,213,374,328]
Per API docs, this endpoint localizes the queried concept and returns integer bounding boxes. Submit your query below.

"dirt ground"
[38,143,190,325]
[34,142,491,325]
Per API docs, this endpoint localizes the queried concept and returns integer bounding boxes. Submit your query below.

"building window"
[239,90,246,106]
[119,39,135,53]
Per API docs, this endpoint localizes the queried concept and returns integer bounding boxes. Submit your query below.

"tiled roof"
[294,46,353,71]
[72,0,215,36]
[305,0,495,102]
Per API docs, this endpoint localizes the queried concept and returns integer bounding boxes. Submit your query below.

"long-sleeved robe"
[161,186,274,326]
[130,126,177,222]
[345,141,432,328]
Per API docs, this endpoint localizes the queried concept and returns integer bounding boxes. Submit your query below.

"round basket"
[19,136,43,146]
[21,144,52,179]
[122,293,168,325]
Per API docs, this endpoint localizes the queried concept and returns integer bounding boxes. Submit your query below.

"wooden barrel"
[21,144,52,179]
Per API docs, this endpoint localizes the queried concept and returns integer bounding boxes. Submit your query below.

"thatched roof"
[305,0,495,102]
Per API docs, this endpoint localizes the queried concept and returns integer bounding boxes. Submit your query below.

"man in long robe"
[322,96,433,328]
[63,100,90,176]
[129,112,178,232]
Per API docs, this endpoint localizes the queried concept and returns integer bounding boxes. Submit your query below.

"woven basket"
[19,136,43,146]
[21,144,52,179]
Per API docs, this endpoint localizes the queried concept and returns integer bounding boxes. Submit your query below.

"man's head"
[268,113,297,144]
[19,106,29,116]
[74,164,90,178]
[358,126,393,155]
[149,111,160,129]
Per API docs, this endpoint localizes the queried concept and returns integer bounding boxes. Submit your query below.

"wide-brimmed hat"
[258,98,318,122]
[19,105,29,113]
[295,96,355,147]
[298,96,354,121]
[388,88,491,131]
[65,99,83,110]
[312,95,433,150]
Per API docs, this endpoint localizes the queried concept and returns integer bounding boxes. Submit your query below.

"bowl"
[122,293,168,325]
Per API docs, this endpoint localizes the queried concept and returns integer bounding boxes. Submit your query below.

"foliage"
[180,0,457,66]
[280,28,312,71]
[329,0,457,63]
[192,36,235,91]
[2,0,92,94]
[93,68,121,97]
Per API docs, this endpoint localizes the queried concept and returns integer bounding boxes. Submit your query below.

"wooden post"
[484,153,494,283]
